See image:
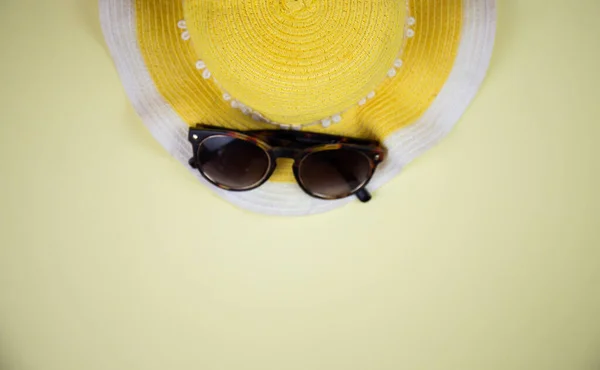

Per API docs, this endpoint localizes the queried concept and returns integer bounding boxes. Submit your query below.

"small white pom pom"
[195,60,206,70]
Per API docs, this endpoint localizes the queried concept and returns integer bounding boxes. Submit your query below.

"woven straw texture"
[185,0,407,125]
[100,0,496,215]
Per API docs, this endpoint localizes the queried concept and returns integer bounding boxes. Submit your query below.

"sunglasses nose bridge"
[272,147,303,160]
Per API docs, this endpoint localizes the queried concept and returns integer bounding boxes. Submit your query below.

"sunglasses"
[188,125,386,202]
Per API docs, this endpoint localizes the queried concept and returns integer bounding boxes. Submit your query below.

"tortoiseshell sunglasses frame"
[188,124,386,202]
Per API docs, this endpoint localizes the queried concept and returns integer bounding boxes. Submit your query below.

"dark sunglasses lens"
[299,149,373,199]
[197,135,270,190]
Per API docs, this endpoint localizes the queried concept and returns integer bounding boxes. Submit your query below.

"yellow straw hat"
[100,0,496,215]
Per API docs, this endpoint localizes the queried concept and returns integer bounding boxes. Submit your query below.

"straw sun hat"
[100,0,496,216]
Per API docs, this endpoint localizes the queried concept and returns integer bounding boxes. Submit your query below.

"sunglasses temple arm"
[355,188,372,203]
[325,156,373,203]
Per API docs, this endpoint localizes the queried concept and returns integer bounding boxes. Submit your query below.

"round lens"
[197,135,270,190]
[298,149,373,199]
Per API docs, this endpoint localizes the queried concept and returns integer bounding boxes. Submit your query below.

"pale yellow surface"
[0,1,599,370]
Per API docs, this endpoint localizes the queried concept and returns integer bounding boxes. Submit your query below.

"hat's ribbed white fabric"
[99,0,496,216]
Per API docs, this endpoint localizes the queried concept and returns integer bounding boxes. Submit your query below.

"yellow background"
[1,1,599,370]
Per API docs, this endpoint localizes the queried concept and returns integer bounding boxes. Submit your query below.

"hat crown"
[282,0,314,13]
[184,0,407,125]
